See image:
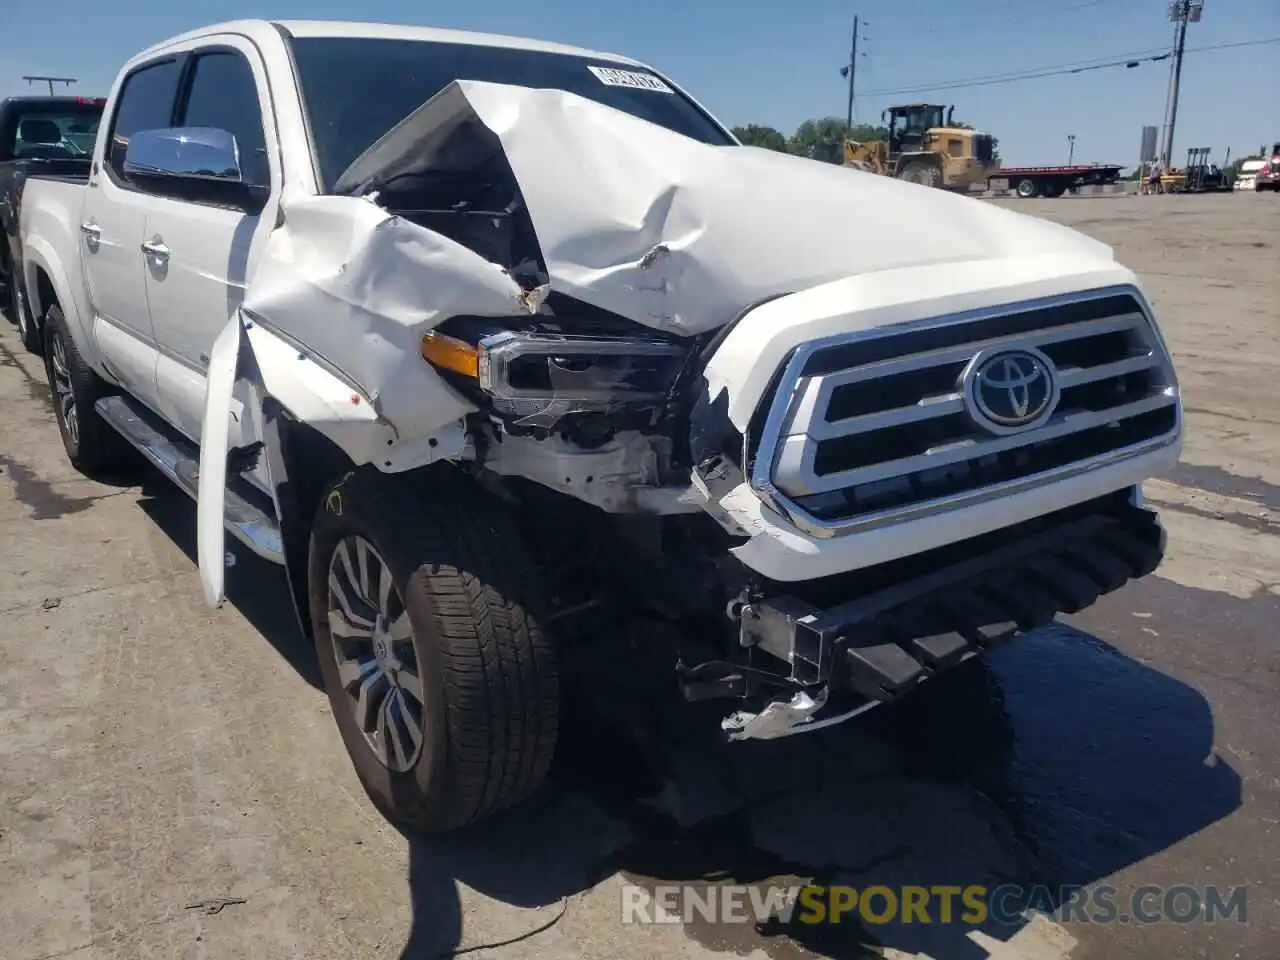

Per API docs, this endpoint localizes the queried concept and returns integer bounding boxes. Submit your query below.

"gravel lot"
[1,191,1276,960]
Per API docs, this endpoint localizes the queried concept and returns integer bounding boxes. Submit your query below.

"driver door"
[140,40,279,448]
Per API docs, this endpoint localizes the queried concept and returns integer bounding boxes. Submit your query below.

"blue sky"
[2,0,1276,167]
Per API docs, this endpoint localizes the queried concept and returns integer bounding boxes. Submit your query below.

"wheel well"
[34,267,57,318]
[269,407,359,639]
[898,152,943,170]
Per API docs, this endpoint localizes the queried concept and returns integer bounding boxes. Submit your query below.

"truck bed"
[996,164,1122,176]
[987,163,1125,198]
[11,171,89,324]
[22,170,90,185]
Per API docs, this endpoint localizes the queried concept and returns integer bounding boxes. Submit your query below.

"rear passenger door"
[80,56,182,413]
[141,39,279,444]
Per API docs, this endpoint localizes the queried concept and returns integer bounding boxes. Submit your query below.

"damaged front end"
[229,78,1175,742]
[706,489,1166,739]
[250,80,739,515]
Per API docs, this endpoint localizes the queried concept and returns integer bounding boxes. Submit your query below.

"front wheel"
[309,466,560,835]
[900,160,943,188]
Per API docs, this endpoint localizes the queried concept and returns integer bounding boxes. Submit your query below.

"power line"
[857,36,1278,98]
[858,45,1170,97]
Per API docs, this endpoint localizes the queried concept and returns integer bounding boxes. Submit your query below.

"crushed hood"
[336,79,1113,336]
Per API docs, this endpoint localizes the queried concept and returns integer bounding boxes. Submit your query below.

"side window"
[107,59,182,181]
[179,51,270,190]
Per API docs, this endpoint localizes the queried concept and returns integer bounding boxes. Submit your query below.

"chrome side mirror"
[122,127,243,184]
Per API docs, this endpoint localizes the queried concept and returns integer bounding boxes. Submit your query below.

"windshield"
[287,36,734,192]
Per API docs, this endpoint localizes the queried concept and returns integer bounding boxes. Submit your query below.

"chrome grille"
[750,288,1179,536]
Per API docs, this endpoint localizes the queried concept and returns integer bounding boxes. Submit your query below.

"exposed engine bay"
[344,86,709,453]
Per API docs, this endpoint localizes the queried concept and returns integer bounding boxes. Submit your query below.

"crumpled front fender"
[195,308,469,608]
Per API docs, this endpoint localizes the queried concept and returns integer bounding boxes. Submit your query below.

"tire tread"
[317,466,558,831]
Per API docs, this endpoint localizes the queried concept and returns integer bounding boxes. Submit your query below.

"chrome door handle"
[79,221,101,238]
[140,238,170,260]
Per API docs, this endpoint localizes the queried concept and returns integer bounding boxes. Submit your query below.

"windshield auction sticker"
[587,65,673,93]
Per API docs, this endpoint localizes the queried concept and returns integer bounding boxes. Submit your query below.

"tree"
[847,123,890,143]
[788,118,855,164]
[730,124,788,152]
[788,119,890,163]
[732,116,1002,167]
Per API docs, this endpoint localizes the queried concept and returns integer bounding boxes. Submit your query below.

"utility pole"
[1161,0,1204,169]
[839,14,867,128]
[22,75,77,96]
[1067,135,1076,165]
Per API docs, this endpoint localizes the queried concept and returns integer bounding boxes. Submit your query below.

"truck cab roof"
[1,96,107,109]
[132,18,644,68]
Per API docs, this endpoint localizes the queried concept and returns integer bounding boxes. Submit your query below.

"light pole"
[1161,0,1205,169]
[1067,135,1076,165]
[22,75,77,96]
[839,14,868,128]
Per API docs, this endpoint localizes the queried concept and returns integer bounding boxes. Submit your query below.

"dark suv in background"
[0,95,105,350]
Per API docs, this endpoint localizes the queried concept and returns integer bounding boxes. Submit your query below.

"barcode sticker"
[587,65,674,94]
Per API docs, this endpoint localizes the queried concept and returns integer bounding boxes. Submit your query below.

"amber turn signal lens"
[420,331,479,379]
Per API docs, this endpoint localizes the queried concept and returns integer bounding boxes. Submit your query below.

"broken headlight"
[421,328,689,432]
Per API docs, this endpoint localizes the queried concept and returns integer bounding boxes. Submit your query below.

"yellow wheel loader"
[844,103,998,190]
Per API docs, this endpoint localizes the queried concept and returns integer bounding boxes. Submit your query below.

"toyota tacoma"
[16,19,1182,834]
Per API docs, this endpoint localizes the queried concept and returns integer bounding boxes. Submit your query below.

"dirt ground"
[0,192,1277,960]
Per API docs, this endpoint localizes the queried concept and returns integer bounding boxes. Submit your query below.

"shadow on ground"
[395,619,1242,960]
[125,481,1243,960]
[134,477,322,688]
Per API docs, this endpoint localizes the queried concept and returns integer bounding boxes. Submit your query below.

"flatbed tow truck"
[988,163,1125,199]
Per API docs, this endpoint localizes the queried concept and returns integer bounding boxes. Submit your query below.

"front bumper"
[737,492,1164,707]
[717,435,1177,582]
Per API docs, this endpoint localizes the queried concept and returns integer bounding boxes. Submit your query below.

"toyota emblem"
[962,346,1060,434]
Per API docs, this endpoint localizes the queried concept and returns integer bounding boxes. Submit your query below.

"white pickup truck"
[18,19,1182,834]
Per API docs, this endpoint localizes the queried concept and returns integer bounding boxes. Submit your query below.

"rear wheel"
[42,304,130,475]
[1015,178,1040,198]
[11,278,41,354]
[309,466,560,835]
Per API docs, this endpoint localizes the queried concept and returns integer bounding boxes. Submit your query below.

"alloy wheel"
[49,331,78,451]
[327,535,426,772]
[15,285,30,342]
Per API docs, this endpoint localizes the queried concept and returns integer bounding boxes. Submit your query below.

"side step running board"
[95,395,284,565]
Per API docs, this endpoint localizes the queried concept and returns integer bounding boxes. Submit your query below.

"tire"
[11,276,41,354]
[309,465,560,835]
[899,160,943,188]
[1015,178,1039,199]
[41,304,130,475]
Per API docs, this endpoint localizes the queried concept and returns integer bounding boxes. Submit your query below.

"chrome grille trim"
[748,285,1181,539]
